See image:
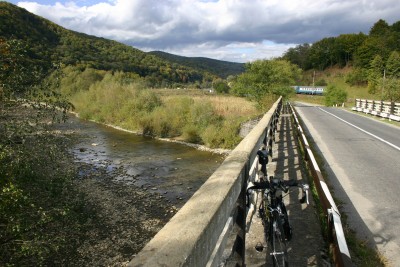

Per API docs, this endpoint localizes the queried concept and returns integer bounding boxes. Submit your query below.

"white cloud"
[14,0,400,62]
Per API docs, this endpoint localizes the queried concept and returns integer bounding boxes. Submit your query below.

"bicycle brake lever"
[300,184,310,204]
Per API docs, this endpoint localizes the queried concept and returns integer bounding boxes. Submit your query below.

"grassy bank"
[70,79,264,149]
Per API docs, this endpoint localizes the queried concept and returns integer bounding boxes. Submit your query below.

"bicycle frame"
[248,148,309,266]
[262,178,289,267]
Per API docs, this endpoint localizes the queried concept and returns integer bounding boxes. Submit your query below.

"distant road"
[294,102,400,267]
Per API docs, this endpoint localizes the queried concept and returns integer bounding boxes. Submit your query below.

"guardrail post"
[390,101,395,115]
[268,127,273,158]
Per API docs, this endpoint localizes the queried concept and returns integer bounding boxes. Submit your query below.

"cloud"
[15,0,400,62]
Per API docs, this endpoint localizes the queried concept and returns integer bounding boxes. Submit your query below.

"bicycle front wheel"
[270,216,288,267]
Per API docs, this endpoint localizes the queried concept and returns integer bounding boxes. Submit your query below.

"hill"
[148,51,245,78]
[282,19,400,71]
[0,2,242,87]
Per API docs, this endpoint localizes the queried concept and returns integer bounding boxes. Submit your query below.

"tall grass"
[70,82,261,149]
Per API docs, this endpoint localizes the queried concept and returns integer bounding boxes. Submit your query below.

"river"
[62,116,226,207]
[50,116,227,266]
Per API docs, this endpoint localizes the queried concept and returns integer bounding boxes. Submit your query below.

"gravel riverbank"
[52,115,226,266]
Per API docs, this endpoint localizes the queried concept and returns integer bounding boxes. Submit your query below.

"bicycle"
[247,176,309,267]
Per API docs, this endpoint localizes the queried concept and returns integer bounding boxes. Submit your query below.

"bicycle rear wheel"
[270,216,288,267]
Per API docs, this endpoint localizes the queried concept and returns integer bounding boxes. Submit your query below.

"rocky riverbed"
[53,116,225,266]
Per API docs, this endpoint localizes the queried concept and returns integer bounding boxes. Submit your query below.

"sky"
[5,0,400,63]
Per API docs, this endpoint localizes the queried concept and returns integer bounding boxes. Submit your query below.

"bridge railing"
[289,103,353,267]
[128,97,282,267]
[352,99,400,121]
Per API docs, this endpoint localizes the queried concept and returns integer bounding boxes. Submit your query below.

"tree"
[0,38,44,97]
[382,78,400,102]
[354,37,390,68]
[308,37,338,70]
[212,78,230,94]
[335,33,367,67]
[1,38,76,266]
[382,51,400,102]
[369,19,390,37]
[231,59,301,100]
[385,51,400,78]
[368,55,384,94]
[324,85,348,106]
[282,43,311,70]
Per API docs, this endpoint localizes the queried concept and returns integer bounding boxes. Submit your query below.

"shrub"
[134,89,162,113]
[139,114,155,136]
[315,79,328,86]
[189,101,221,129]
[324,85,348,106]
[201,124,221,148]
[182,124,202,144]
[201,119,241,149]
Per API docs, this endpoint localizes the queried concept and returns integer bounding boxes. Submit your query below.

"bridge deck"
[244,105,327,266]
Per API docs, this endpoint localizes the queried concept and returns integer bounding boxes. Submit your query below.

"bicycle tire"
[270,214,289,267]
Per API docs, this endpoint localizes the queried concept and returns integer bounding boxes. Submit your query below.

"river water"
[61,116,225,207]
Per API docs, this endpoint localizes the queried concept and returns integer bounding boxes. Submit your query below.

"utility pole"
[381,69,386,100]
[312,70,315,87]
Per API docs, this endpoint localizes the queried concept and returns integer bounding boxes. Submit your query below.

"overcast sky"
[5,0,400,62]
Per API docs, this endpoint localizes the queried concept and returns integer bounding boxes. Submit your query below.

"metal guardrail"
[352,99,400,121]
[128,97,282,267]
[289,103,353,267]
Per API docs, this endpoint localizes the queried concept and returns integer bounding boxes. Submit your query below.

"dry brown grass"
[192,95,260,117]
[157,88,261,119]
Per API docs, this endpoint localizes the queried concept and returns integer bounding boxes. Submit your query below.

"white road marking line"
[318,107,400,152]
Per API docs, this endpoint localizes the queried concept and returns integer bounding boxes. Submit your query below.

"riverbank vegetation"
[69,70,264,149]
[63,58,299,149]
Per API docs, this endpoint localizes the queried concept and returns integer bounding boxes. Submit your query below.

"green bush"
[201,119,241,149]
[134,89,162,113]
[201,125,221,147]
[0,136,89,266]
[182,124,202,144]
[315,79,328,86]
[138,114,155,136]
[324,85,348,106]
[189,101,221,129]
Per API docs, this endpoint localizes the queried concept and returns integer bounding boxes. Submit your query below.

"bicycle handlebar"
[246,177,309,205]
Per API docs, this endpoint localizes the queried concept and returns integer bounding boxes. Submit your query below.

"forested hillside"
[148,51,245,78]
[282,19,400,102]
[0,2,243,88]
[283,19,400,70]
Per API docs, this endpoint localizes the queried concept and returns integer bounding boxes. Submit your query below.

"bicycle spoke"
[270,220,288,267]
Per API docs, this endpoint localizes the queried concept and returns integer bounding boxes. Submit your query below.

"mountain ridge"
[0,2,244,86]
[148,51,245,78]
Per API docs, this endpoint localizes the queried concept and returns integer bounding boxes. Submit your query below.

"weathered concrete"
[245,105,327,266]
[128,98,282,267]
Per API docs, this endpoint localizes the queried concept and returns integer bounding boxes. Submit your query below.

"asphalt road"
[293,102,400,267]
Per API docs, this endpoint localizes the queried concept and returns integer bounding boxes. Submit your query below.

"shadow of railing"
[128,97,283,267]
